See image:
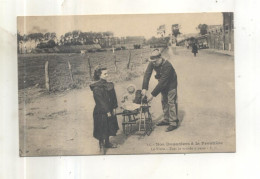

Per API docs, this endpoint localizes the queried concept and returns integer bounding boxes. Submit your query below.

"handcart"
[116,101,153,136]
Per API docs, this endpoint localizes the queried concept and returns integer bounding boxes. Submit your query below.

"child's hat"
[127,84,136,92]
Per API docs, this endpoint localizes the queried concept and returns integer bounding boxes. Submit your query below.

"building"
[207,25,224,50]
[207,13,234,51]
[196,35,209,49]
[222,12,234,51]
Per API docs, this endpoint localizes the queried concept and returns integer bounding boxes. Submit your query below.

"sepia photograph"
[17,13,235,156]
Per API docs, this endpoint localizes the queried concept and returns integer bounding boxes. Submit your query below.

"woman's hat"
[149,49,161,62]
[94,64,107,71]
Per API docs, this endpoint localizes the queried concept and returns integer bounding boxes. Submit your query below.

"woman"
[192,43,198,57]
[90,66,119,151]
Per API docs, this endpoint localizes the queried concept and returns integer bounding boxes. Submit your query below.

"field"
[18,48,153,95]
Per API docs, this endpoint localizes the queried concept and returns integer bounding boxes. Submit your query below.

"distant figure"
[192,43,198,57]
[185,41,189,49]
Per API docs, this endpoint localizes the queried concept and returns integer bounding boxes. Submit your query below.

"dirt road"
[19,46,235,156]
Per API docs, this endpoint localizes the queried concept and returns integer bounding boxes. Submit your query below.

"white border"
[1,0,260,178]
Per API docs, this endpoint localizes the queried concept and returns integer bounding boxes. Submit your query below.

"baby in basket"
[121,84,148,111]
[121,84,140,111]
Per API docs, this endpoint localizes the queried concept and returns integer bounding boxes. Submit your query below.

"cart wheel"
[122,124,126,134]
[125,124,130,135]
[122,116,126,135]
[145,112,153,136]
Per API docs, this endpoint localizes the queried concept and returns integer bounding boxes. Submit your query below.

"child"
[121,84,140,111]
[122,84,136,103]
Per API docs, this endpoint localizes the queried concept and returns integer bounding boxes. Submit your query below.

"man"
[142,48,179,132]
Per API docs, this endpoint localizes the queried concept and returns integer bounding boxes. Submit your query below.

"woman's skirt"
[93,112,119,140]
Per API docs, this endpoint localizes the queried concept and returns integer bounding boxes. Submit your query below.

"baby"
[122,84,136,103]
[121,84,140,111]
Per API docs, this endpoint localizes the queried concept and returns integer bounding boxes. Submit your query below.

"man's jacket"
[142,59,177,97]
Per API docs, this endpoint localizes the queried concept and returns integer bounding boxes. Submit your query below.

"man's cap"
[149,49,161,61]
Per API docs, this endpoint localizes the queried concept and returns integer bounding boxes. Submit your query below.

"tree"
[60,31,115,46]
[36,33,44,41]
[64,32,72,39]
[72,30,80,38]
[27,33,44,50]
[44,32,51,40]
[60,35,65,45]
[197,24,208,35]
[172,24,181,43]
[28,33,44,42]
[103,31,114,37]
[17,32,23,42]
[64,32,73,45]
[95,32,103,39]
[22,34,28,41]
[37,39,56,49]
[17,31,23,53]
[50,32,56,40]
[47,40,56,48]
[172,24,181,37]
[157,25,166,37]
[146,36,170,47]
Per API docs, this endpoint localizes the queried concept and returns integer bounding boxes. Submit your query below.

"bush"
[87,49,96,53]
[47,40,56,48]
[134,44,141,49]
[96,48,107,52]
[37,43,48,49]
[72,41,83,45]
[31,48,44,53]
[115,47,122,51]
[146,37,169,48]
[37,40,56,49]
[56,44,101,53]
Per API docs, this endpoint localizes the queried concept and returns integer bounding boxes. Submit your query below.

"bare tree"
[172,24,181,43]
[197,24,208,35]
[17,31,23,53]
[127,50,132,69]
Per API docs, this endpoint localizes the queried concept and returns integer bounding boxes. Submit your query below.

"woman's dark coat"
[192,44,198,53]
[90,79,119,140]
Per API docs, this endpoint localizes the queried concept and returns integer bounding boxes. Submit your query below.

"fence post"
[87,56,92,80]
[140,51,145,73]
[141,51,143,64]
[45,61,50,91]
[127,50,131,69]
[68,60,74,83]
[113,50,118,72]
[114,55,118,72]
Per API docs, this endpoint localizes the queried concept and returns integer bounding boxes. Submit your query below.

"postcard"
[17,13,235,156]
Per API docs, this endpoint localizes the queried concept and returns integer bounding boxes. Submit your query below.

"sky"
[17,13,222,39]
